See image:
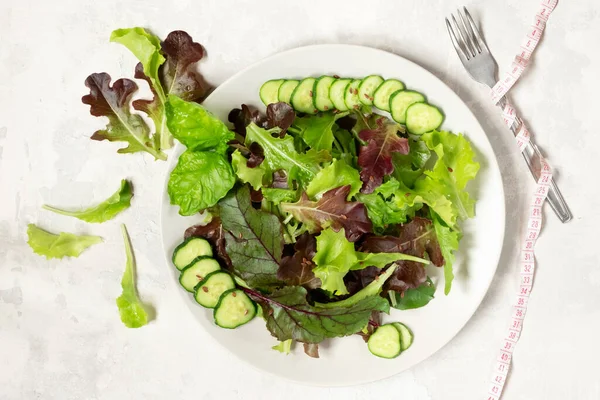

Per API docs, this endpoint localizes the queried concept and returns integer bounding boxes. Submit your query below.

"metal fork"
[446,7,572,223]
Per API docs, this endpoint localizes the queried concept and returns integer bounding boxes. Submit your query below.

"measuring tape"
[486,1,557,399]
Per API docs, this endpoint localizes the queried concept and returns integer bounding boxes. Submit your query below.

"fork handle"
[496,99,573,223]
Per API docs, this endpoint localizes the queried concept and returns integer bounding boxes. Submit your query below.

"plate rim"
[159,43,506,387]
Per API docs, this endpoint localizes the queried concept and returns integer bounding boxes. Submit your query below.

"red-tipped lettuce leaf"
[82,73,166,160]
[184,218,231,269]
[358,117,409,193]
[278,233,320,289]
[280,185,372,242]
[360,217,443,293]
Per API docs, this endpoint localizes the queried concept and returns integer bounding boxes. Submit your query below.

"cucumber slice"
[392,322,413,351]
[344,79,362,110]
[329,79,352,111]
[358,75,384,106]
[313,76,336,111]
[259,79,285,106]
[367,324,402,359]
[372,79,405,111]
[291,78,317,114]
[278,80,299,104]
[194,271,236,308]
[405,102,444,134]
[179,257,221,292]
[172,237,213,270]
[389,90,426,124]
[213,289,257,329]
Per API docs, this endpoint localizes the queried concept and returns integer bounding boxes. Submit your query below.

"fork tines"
[446,7,488,60]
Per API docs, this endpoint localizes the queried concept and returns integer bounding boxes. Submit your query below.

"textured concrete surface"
[1,0,599,399]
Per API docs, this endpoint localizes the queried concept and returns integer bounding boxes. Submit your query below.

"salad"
[27,27,479,358]
[166,75,479,358]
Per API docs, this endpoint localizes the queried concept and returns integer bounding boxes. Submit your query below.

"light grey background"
[1,0,598,399]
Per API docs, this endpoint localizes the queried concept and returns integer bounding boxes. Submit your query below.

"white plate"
[160,44,505,387]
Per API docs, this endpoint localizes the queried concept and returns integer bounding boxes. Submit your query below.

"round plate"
[160,44,505,386]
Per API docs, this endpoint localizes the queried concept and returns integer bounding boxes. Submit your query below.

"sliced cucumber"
[367,324,402,359]
[194,271,236,308]
[405,102,444,134]
[372,79,405,111]
[213,289,257,329]
[392,322,413,351]
[358,75,384,106]
[329,79,352,111]
[179,258,221,292]
[389,90,426,124]
[172,237,213,270]
[290,78,317,114]
[344,79,362,110]
[259,79,285,106]
[313,76,336,111]
[278,80,299,104]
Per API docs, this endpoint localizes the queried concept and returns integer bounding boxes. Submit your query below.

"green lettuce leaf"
[165,95,234,151]
[391,138,431,188]
[231,150,266,190]
[27,224,102,260]
[111,28,165,92]
[110,28,170,150]
[262,188,299,204]
[42,180,132,223]
[272,339,293,354]
[219,185,284,290]
[167,150,235,216]
[247,285,389,343]
[431,211,461,295]
[245,123,329,187]
[358,178,454,232]
[305,159,361,200]
[418,130,480,220]
[331,126,358,167]
[312,228,359,295]
[116,224,149,328]
[290,111,348,152]
[312,228,427,295]
[316,265,396,309]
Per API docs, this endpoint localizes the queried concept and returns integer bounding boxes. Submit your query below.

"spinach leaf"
[27,224,102,260]
[392,277,436,310]
[219,185,284,290]
[43,180,132,223]
[246,285,389,343]
[116,224,149,328]
[167,150,235,216]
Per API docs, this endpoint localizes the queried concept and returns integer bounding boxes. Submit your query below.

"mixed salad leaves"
[26,27,479,357]
[167,76,479,357]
